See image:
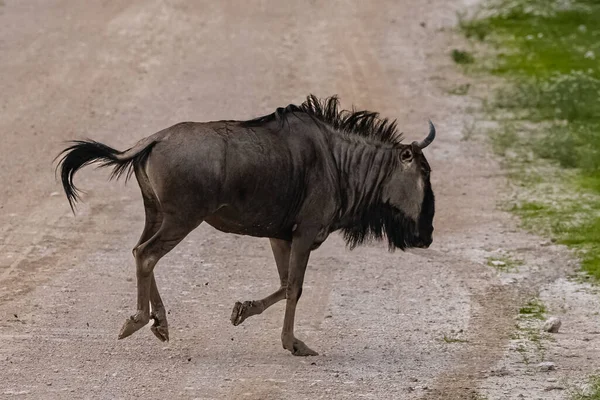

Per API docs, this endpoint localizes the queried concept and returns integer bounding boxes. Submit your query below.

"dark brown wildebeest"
[57,95,435,356]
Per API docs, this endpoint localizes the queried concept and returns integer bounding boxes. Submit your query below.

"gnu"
[57,95,436,356]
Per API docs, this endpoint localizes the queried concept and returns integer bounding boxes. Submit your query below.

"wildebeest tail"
[56,138,157,210]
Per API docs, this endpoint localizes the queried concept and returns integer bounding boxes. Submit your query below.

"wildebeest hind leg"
[149,275,168,341]
[118,215,199,340]
[231,239,291,326]
[132,176,169,341]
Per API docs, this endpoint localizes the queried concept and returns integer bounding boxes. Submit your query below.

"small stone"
[547,378,557,382]
[537,362,556,372]
[542,317,561,333]
[491,260,506,267]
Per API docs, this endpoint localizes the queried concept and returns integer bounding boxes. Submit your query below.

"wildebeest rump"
[56,95,436,356]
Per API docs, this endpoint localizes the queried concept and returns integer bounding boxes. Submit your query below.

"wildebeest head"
[380,122,435,249]
[342,121,436,252]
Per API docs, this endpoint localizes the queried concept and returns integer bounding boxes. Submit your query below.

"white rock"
[537,362,556,372]
[491,260,506,266]
[542,317,561,333]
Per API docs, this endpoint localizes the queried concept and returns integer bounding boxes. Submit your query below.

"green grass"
[458,0,600,281]
[573,375,600,399]
[509,297,550,364]
[510,197,600,280]
[518,298,547,320]
[514,343,530,364]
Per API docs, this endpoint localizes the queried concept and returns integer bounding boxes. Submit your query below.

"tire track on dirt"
[419,242,576,399]
[0,201,94,303]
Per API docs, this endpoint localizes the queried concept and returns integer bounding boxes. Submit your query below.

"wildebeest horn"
[416,120,436,149]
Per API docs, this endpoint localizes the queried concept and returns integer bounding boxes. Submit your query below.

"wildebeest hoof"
[117,313,149,340]
[284,337,319,356]
[150,323,169,342]
[150,312,169,342]
[231,301,256,326]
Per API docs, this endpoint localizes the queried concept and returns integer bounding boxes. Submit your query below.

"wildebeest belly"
[205,206,293,241]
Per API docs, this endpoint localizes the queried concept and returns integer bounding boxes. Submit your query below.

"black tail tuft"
[55,140,154,211]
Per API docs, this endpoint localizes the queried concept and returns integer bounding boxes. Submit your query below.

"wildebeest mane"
[241,94,403,146]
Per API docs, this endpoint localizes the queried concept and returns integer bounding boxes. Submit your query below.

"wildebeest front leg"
[231,238,291,326]
[281,230,318,356]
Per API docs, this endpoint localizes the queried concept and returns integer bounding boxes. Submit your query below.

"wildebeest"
[57,95,435,356]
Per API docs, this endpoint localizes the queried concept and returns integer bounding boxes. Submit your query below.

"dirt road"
[1,1,599,399]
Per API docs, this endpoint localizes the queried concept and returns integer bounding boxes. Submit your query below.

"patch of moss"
[451,49,475,64]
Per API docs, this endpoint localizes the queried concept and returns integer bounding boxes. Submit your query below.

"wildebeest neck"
[332,139,398,226]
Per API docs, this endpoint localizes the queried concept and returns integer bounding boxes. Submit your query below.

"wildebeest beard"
[341,202,419,251]
[341,177,435,252]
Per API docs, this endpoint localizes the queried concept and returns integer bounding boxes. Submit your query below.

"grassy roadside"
[573,375,600,399]
[456,0,600,280]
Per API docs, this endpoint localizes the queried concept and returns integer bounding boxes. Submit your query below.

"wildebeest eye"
[400,148,413,162]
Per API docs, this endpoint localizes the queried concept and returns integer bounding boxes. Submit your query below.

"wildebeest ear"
[400,148,413,163]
